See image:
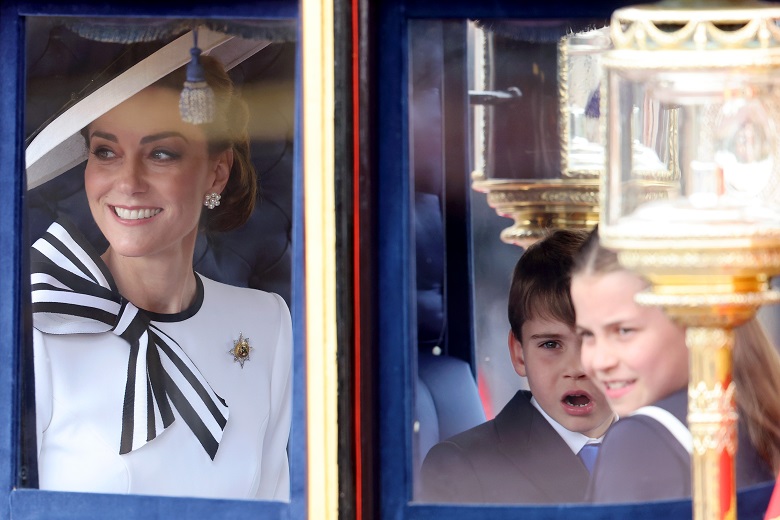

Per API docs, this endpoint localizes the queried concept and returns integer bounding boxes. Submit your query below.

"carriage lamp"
[471,24,612,248]
[599,2,780,519]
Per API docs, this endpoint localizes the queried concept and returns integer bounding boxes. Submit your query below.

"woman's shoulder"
[197,273,289,311]
[193,275,291,339]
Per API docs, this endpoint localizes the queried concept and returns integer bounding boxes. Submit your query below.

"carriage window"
[24,15,297,503]
[409,15,780,511]
[408,16,621,505]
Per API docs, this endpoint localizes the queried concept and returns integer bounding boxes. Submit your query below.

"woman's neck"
[102,248,197,314]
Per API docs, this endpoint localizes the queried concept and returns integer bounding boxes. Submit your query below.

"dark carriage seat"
[414,192,486,483]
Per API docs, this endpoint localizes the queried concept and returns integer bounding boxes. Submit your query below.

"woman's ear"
[209,148,233,194]
[508,329,528,378]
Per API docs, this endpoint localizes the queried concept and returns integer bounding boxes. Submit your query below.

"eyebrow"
[89,131,117,143]
[89,130,189,145]
[529,333,567,340]
[140,131,189,145]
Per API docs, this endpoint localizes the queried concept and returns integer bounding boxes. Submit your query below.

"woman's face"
[571,269,689,417]
[84,86,230,260]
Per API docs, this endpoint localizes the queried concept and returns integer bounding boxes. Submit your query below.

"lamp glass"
[561,26,611,177]
[603,67,780,242]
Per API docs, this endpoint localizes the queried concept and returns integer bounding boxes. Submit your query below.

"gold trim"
[687,327,738,520]
[474,181,600,206]
[471,178,600,247]
[302,0,338,518]
[606,3,780,71]
[617,247,780,275]
[688,381,737,456]
[603,233,780,251]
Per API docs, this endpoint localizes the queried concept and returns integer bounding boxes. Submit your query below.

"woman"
[570,228,778,503]
[30,54,292,500]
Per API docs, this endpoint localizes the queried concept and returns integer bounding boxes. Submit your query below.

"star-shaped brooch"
[229,333,253,368]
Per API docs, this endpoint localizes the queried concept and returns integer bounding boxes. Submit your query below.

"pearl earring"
[204,193,221,210]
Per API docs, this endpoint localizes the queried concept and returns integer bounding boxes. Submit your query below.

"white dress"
[33,274,292,500]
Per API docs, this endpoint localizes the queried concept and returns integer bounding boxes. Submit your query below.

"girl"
[570,228,778,503]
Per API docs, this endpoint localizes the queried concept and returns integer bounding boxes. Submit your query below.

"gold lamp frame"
[600,2,780,519]
[470,23,603,248]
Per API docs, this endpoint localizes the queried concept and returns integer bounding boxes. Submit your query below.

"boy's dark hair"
[507,228,590,342]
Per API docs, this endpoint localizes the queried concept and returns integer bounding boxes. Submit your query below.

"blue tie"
[578,443,600,474]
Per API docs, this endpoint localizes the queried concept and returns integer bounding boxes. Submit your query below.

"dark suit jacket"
[418,390,591,504]
[588,388,774,503]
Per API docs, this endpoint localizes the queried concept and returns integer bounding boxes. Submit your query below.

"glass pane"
[409,15,780,512]
[25,15,296,502]
[410,17,612,505]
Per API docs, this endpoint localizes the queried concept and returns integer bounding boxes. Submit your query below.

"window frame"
[372,0,774,519]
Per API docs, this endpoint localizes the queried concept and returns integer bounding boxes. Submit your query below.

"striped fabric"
[30,218,229,460]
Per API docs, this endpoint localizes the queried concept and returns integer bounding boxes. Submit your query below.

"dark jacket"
[587,388,774,503]
[419,390,590,504]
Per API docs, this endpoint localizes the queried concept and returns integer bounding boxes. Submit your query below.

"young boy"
[419,229,616,504]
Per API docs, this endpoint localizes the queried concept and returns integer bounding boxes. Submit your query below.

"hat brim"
[25,27,270,191]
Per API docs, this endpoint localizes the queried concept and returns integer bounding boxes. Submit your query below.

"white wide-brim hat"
[25,26,272,191]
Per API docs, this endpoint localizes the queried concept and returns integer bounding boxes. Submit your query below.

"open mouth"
[113,207,162,220]
[563,393,592,408]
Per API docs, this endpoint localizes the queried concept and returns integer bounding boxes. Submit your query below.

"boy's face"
[509,316,614,438]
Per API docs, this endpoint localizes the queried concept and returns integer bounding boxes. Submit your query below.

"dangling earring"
[204,193,221,210]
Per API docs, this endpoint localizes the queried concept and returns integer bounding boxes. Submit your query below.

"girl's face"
[571,269,689,417]
[84,86,230,261]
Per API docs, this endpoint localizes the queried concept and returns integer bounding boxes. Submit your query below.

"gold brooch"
[229,333,253,368]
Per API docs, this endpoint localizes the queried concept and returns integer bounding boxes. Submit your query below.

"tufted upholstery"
[413,192,486,490]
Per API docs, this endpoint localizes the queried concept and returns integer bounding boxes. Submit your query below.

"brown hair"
[82,55,257,233]
[573,226,780,473]
[507,228,589,341]
[734,318,780,473]
[155,55,257,232]
[572,225,624,279]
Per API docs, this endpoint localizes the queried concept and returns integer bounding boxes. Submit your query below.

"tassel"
[179,28,215,124]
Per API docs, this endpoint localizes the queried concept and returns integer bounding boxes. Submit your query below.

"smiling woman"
[26,19,294,501]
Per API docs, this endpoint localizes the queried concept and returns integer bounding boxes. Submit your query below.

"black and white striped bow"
[30,219,229,459]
